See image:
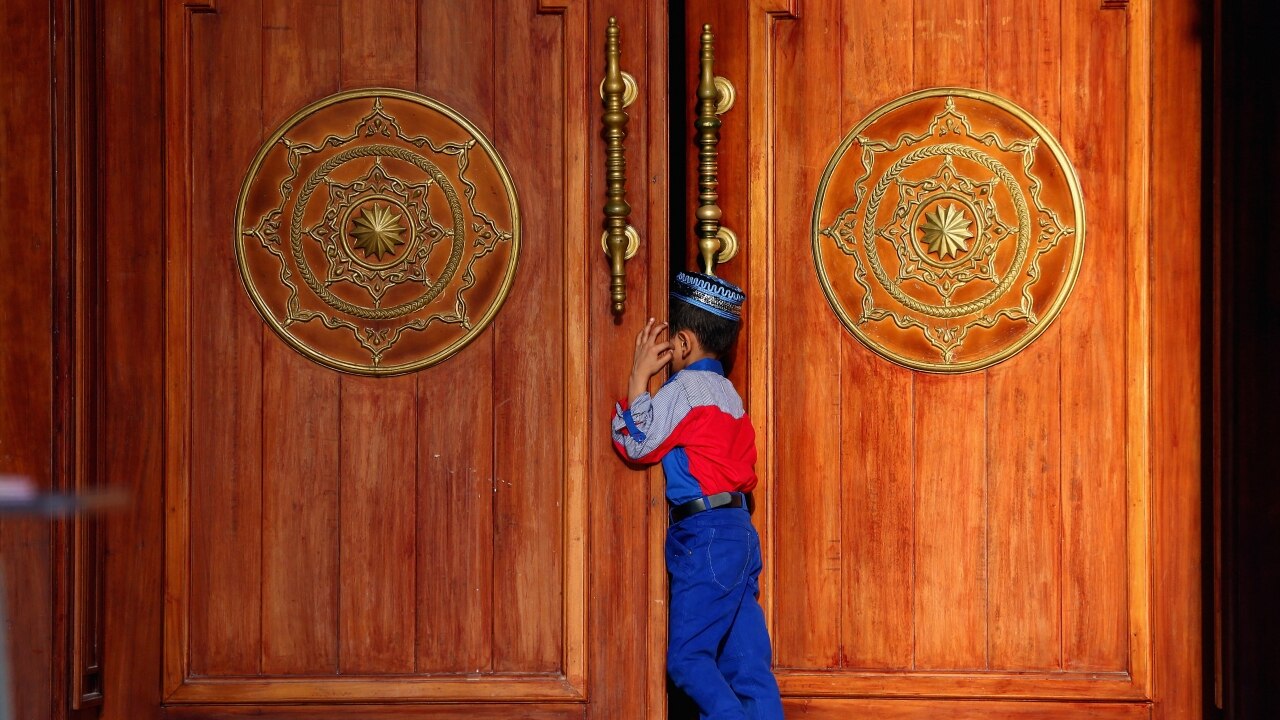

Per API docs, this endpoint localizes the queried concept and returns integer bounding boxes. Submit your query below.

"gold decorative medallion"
[236,88,519,375]
[812,88,1084,373]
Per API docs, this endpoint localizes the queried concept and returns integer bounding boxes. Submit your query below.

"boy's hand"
[628,318,671,402]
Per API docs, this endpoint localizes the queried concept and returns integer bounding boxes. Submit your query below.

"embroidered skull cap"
[670,271,746,322]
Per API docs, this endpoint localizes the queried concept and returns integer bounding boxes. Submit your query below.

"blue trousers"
[666,506,784,720]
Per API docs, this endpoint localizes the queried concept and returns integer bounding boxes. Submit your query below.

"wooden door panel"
[755,0,1143,687]
[103,0,670,717]
[161,0,586,704]
[689,0,1197,714]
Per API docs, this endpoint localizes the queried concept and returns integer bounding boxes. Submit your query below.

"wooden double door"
[95,1,1201,719]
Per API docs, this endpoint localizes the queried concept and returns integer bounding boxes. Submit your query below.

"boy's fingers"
[638,318,657,347]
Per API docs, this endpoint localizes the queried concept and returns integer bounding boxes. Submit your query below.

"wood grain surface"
[0,0,56,717]
[122,0,648,713]
[689,0,1202,716]
[259,0,342,677]
[67,0,1203,718]
[769,0,845,670]
[102,0,167,716]
[414,0,497,675]
[984,0,1063,672]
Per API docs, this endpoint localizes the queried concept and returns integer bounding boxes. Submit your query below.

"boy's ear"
[674,328,695,359]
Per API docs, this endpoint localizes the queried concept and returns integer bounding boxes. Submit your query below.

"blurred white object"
[0,476,35,502]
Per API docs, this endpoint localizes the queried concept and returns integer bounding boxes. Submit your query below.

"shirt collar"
[687,357,725,375]
[665,357,724,384]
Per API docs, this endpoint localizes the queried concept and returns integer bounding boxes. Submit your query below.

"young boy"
[611,272,784,720]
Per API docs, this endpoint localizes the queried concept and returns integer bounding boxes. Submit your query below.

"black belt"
[669,491,753,523]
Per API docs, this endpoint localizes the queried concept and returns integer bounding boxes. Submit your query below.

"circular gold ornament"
[812,87,1084,373]
[236,88,519,376]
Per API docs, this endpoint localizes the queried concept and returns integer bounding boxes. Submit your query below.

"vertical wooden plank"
[259,0,341,676]
[0,0,54,715]
[589,0,655,712]
[913,0,986,88]
[414,0,495,674]
[414,340,495,672]
[575,0,657,710]
[336,0,419,674]
[771,0,843,669]
[1059,0,1128,672]
[491,1,563,672]
[1123,0,1154,698]
[984,0,1063,671]
[1151,0,1203,714]
[186,0,264,676]
[910,0,987,671]
[842,0,913,109]
[839,346,915,669]
[101,0,164,714]
[339,0,417,89]
[337,377,417,673]
[64,0,105,703]
[912,375,987,669]
[838,0,915,671]
[640,3,668,714]
[985,338,1062,670]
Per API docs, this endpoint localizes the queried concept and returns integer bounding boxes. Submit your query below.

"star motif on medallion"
[350,202,407,260]
[919,203,973,259]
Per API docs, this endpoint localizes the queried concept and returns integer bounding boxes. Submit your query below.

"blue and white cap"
[670,271,746,322]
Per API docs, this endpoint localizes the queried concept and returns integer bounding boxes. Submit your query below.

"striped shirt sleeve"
[611,380,694,463]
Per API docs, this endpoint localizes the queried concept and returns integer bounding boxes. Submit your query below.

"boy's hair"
[669,299,741,360]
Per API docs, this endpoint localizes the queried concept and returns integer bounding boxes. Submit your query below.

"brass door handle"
[602,17,638,316]
[694,24,738,276]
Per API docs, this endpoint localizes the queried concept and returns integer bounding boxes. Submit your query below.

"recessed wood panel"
[163,0,589,704]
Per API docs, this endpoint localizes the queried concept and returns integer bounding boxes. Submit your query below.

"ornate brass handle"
[694,24,737,276]
[602,17,637,316]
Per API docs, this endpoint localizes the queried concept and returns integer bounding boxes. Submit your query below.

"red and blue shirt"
[611,358,757,505]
